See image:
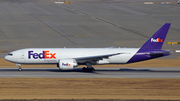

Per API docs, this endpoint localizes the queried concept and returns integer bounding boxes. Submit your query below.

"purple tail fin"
[139,23,171,51]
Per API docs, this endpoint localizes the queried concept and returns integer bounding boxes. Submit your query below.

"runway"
[0,67,180,78]
[0,0,180,59]
[0,0,180,78]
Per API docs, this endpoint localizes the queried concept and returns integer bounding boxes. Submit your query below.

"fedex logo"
[151,38,163,42]
[28,51,56,59]
[62,63,71,66]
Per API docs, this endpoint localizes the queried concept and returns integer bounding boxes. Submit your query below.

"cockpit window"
[8,53,13,56]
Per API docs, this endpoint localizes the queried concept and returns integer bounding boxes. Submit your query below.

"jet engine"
[57,59,78,70]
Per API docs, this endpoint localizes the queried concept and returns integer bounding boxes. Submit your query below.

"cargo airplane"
[4,23,171,72]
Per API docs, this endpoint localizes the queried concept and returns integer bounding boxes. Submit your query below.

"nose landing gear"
[16,64,22,71]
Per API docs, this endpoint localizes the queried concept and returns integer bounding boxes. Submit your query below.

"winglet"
[139,23,171,52]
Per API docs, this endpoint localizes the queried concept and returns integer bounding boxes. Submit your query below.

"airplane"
[4,23,171,72]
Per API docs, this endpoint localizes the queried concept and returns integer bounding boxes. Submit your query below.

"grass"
[0,78,180,100]
[1,59,180,100]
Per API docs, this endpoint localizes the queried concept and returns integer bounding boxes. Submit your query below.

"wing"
[75,53,121,63]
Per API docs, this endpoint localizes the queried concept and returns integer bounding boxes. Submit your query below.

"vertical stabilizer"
[139,23,171,51]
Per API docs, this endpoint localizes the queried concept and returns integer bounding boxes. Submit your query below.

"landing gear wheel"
[82,67,95,72]
[89,67,95,72]
[82,67,88,72]
[82,67,86,71]
[84,63,95,72]
[16,64,22,71]
[18,68,22,71]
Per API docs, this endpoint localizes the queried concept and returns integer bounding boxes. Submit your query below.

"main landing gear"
[82,67,95,72]
[16,64,22,71]
[82,63,95,72]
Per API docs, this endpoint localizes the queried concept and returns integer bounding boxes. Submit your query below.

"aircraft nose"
[4,55,8,60]
[4,55,10,61]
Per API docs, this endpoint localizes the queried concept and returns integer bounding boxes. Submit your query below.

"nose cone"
[4,55,8,60]
[4,55,12,62]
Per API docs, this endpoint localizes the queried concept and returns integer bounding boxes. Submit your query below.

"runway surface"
[0,0,180,79]
[0,0,180,59]
[0,67,180,78]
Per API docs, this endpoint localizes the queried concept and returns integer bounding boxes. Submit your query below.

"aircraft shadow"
[0,68,180,73]
[97,68,180,73]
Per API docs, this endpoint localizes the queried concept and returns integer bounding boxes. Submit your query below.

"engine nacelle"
[58,59,78,70]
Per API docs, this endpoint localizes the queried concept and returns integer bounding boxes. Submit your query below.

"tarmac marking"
[94,17,148,38]
[76,44,83,48]
[50,34,57,36]
[34,22,39,23]
[74,35,89,37]
[58,4,87,15]
[47,31,53,33]
[58,4,149,39]
[43,28,49,30]
[11,2,83,48]
[0,49,8,51]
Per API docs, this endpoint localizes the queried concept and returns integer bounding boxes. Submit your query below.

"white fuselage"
[5,48,139,65]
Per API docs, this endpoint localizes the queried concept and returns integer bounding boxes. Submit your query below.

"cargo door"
[20,52,24,62]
